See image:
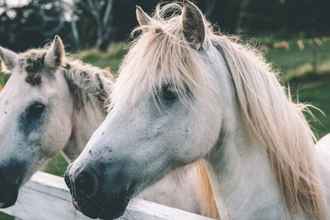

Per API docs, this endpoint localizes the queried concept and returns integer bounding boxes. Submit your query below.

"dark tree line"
[0,0,70,51]
[0,0,329,52]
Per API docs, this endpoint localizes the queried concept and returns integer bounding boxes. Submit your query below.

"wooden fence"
[0,172,213,220]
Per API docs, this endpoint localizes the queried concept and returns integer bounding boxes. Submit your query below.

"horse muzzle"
[0,182,19,208]
[65,161,133,219]
[0,160,25,208]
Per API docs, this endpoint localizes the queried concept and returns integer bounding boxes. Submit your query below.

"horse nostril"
[64,164,74,190]
[64,172,72,190]
[75,170,99,199]
[0,161,25,186]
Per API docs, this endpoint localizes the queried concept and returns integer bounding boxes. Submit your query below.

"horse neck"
[206,125,291,220]
[63,95,107,162]
[203,46,290,219]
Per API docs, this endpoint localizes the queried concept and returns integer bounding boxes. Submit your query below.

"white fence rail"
[0,172,213,220]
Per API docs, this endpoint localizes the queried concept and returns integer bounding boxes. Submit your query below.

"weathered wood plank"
[1,172,213,220]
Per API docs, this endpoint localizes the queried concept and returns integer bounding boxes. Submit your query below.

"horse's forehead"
[18,51,46,86]
[21,52,45,72]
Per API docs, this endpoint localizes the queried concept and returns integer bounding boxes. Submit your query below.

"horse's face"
[65,2,222,219]
[0,37,73,207]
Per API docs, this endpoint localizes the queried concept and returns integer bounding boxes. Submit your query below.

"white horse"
[0,37,217,217]
[66,1,330,220]
[0,37,111,208]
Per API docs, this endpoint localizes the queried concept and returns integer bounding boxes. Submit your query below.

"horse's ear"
[45,35,65,68]
[181,0,206,50]
[136,5,152,26]
[0,47,18,70]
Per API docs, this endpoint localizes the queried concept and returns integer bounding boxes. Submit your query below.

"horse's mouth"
[0,186,19,208]
[73,196,129,220]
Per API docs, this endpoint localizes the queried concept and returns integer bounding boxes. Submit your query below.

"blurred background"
[0,0,329,51]
[0,0,330,219]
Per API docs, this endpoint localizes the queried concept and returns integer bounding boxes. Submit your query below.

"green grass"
[43,153,68,176]
[290,75,330,138]
[257,36,330,137]
[0,213,11,220]
[75,42,128,71]
[252,36,330,81]
[1,37,330,219]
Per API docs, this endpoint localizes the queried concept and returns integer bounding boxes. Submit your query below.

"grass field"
[1,36,330,219]
[259,36,330,138]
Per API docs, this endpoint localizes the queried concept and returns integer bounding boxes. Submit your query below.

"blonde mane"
[113,2,327,219]
[213,35,326,219]
[62,58,113,110]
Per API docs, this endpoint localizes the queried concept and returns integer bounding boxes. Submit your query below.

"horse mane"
[115,2,327,219]
[62,58,113,111]
[20,48,114,111]
[212,35,326,219]
[196,161,219,219]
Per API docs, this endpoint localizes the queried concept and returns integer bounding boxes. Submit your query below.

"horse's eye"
[27,102,46,118]
[19,101,47,134]
[160,85,178,102]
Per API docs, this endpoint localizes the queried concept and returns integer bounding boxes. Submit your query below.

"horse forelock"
[112,4,216,111]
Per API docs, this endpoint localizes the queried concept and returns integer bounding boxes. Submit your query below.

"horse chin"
[75,196,130,220]
[99,200,129,220]
[0,186,19,208]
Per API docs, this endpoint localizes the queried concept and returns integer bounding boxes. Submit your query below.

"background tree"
[0,0,330,52]
[0,0,71,51]
[71,0,114,51]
